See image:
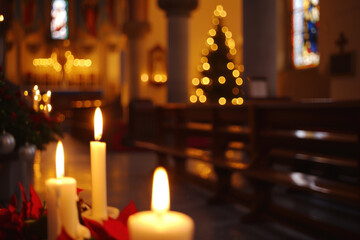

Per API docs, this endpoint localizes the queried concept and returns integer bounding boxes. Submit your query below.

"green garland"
[0,78,62,150]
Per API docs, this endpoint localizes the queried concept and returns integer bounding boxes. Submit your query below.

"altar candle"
[45,141,90,240]
[128,167,194,240]
[90,107,108,220]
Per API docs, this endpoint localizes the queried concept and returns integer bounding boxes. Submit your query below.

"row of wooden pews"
[131,100,360,239]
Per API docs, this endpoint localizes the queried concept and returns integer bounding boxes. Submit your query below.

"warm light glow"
[212,18,219,25]
[192,78,200,86]
[203,62,210,70]
[218,97,226,105]
[24,91,28,96]
[200,57,208,63]
[94,100,102,107]
[209,29,216,36]
[94,107,103,141]
[230,48,237,55]
[236,77,243,86]
[47,104,53,112]
[216,5,223,12]
[218,76,226,84]
[232,87,239,95]
[239,65,245,72]
[225,31,232,38]
[56,141,65,179]
[195,88,204,96]
[227,62,235,70]
[210,44,218,51]
[199,95,207,103]
[237,97,244,105]
[232,70,240,77]
[231,98,237,105]
[201,77,210,85]
[84,100,91,108]
[42,94,49,103]
[0,15,4,22]
[202,49,209,55]
[206,37,214,45]
[220,10,227,18]
[40,104,44,110]
[47,90,51,97]
[190,95,198,103]
[222,26,229,33]
[34,85,38,91]
[141,73,149,82]
[151,167,170,213]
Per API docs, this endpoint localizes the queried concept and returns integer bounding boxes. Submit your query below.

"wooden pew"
[244,101,360,239]
[134,103,252,203]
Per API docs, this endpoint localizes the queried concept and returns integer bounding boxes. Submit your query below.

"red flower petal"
[18,182,30,219]
[57,228,74,240]
[76,188,84,195]
[83,217,113,240]
[102,218,128,240]
[118,200,138,226]
[29,184,43,219]
[8,194,17,214]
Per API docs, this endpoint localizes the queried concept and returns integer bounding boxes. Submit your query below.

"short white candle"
[46,141,90,240]
[128,167,194,240]
[90,107,108,220]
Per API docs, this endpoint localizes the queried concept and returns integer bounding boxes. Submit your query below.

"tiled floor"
[23,134,315,240]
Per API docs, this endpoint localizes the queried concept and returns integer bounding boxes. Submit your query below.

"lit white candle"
[46,141,90,240]
[128,167,194,240]
[90,107,108,220]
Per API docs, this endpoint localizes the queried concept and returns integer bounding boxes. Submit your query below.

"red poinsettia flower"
[82,200,138,240]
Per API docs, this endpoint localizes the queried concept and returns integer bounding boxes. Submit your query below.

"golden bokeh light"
[232,69,240,78]
[199,95,207,103]
[218,76,226,84]
[200,57,208,63]
[192,78,200,86]
[141,73,149,82]
[209,29,216,36]
[196,88,204,96]
[201,77,210,85]
[236,77,243,86]
[207,37,214,45]
[211,44,218,51]
[202,62,210,70]
[190,95,198,103]
[202,48,209,55]
[218,97,226,105]
[227,62,235,70]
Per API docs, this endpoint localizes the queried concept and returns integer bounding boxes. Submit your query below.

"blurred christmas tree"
[190,5,245,105]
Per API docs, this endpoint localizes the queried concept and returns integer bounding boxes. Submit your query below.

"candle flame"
[56,141,64,179]
[151,167,170,212]
[94,107,103,141]
[47,90,51,97]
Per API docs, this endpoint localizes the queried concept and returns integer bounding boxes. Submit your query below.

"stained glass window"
[292,0,320,69]
[50,0,69,40]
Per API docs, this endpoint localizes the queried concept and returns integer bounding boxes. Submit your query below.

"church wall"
[277,0,360,100]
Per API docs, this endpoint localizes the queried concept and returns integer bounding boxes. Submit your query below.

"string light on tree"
[191,5,245,105]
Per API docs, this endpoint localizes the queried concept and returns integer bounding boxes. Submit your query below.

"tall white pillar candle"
[90,107,108,220]
[46,141,90,240]
[128,167,194,240]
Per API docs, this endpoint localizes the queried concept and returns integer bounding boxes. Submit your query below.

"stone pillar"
[123,0,150,102]
[123,22,150,101]
[158,0,198,103]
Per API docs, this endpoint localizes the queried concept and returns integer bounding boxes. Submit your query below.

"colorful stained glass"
[292,0,320,69]
[51,0,69,40]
